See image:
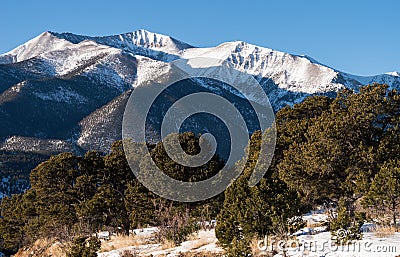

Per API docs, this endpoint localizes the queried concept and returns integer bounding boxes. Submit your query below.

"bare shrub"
[161,238,176,250]
[373,225,397,238]
[120,249,139,257]
[100,234,139,252]
[155,201,199,245]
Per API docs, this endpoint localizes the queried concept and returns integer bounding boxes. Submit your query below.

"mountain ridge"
[1,29,399,142]
[1,29,400,147]
[0,29,399,196]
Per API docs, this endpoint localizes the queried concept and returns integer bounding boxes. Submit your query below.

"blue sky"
[1,0,399,76]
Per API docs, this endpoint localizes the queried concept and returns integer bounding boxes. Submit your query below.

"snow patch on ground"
[98,229,223,257]
[97,226,400,257]
[274,232,400,257]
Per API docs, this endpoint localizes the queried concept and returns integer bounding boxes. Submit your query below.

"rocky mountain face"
[0,29,399,196]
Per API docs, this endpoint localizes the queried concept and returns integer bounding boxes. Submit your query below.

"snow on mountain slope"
[77,89,132,152]
[36,40,139,91]
[386,71,400,77]
[182,41,344,94]
[48,29,191,62]
[134,55,172,86]
[32,85,88,104]
[1,42,140,95]
[343,72,400,90]
[2,29,399,97]
[37,40,120,75]
[1,29,400,198]
[0,29,191,69]
[0,32,75,64]
[51,29,194,54]
[0,136,81,155]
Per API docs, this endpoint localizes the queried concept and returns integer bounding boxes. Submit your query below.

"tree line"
[0,133,224,255]
[1,84,400,256]
[216,84,400,255]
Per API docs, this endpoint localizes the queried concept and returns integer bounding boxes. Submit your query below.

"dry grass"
[174,253,224,257]
[161,238,176,250]
[187,237,212,250]
[373,226,397,238]
[100,234,142,252]
[100,229,224,256]
[13,238,70,257]
[306,221,325,228]
[186,231,200,241]
[249,236,280,257]
[250,237,262,256]
[119,249,140,257]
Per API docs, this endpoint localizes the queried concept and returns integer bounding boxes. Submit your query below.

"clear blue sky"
[1,0,399,76]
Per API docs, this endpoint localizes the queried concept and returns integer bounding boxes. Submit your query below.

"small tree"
[155,201,199,245]
[67,236,101,257]
[216,130,302,255]
[330,198,364,244]
[364,160,400,230]
[224,236,252,257]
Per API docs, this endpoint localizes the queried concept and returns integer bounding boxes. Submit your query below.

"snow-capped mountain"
[1,29,398,99]
[0,29,192,65]
[0,29,399,196]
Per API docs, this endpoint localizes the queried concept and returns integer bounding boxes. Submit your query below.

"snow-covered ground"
[97,209,400,257]
[281,209,400,256]
[98,225,400,257]
[98,229,223,257]
[273,232,400,257]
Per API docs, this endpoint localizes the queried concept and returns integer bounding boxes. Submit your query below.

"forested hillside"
[1,84,400,256]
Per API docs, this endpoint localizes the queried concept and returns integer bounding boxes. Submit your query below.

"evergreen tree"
[102,142,133,235]
[0,194,25,253]
[124,180,158,228]
[216,131,302,254]
[29,153,80,238]
[67,236,101,257]
[330,198,364,244]
[278,84,397,206]
[364,159,400,230]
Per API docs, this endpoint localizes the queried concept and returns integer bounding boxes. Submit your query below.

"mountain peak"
[0,29,194,64]
[49,29,194,54]
[0,31,74,64]
[385,71,400,77]
[1,29,399,94]
[0,29,399,165]
[121,29,194,51]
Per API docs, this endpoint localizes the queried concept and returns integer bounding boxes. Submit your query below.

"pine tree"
[278,84,397,207]
[67,236,101,257]
[0,194,25,253]
[216,131,302,254]
[124,180,158,228]
[29,153,80,238]
[330,198,364,244]
[364,160,400,230]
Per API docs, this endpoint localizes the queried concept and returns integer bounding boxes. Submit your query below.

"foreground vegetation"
[1,84,400,256]
[0,132,224,256]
